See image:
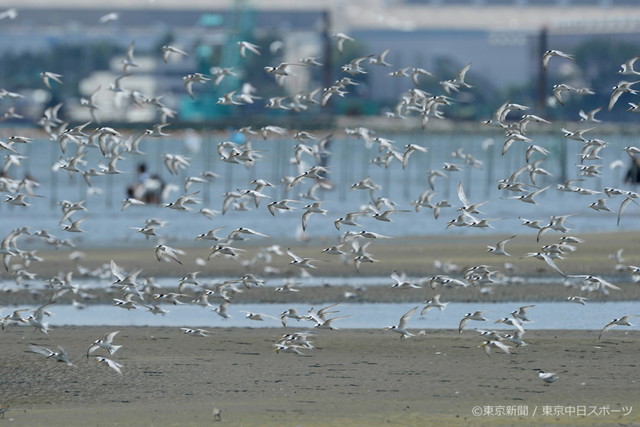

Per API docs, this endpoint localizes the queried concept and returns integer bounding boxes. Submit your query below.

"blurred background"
[1,0,639,127]
[1,0,640,248]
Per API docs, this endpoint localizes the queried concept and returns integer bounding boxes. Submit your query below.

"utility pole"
[536,26,548,113]
[322,10,332,114]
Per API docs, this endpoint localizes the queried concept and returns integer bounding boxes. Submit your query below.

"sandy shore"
[2,231,640,425]
[3,231,640,306]
[1,326,639,426]
[16,231,640,278]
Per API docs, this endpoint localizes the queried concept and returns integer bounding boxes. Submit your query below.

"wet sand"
[4,231,640,305]
[18,231,640,279]
[2,231,640,425]
[1,326,639,426]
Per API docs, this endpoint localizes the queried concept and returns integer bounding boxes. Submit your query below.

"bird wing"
[540,253,567,277]
[542,52,551,70]
[481,342,492,356]
[398,306,418,329]
[103,330,120,344]
[456,62,472,83]
[609,89,623,111]
[110,261,125,284]
[286,248,302,262]
[519,305,535,313]
[617,196,637,226]
[33,300,56,322]
[87,343,100,356]
[301,210,313,231]
[598,322,614,340]
[458,317,469,333]
[104,357,123,374]
[456,181,469,207]
[496,235,516,250]
[26,344,53,357]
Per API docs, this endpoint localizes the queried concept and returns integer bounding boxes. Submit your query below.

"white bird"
[240,311,278,322]
[401,144,428,169]
[99,12,119,23]
[355,230,391,239]
[333,32,354,54]
[87,331,122,357]
[609,80,640,111]
[153,293,188,305]
[487,235,517,256]
[542,49,574,70]
[27,300,56,335]
[238,41,261,58]
[161,45,189,63]
[598,315,638,340]
[40,71,63,89]
[113,293,139,310]
[507,186,551,204]
[0,8,17,20]
[314,314,350,330]
[589,198,613,212]
[180,328,212,337]
[619,55,640,76]
[372,208,410,222]
[280,308,305,327]
[121,198,145,211]
[511,305,535,322]
[552,83,575,106]
[183,73,211,99]
[155,244,183,265]
[369,49,392,66]
[1,309,28,329]
[334,212,365,230]
[569,275,621,294]
[459,311,487,333]
[267,199,298,216]
[110,260,143,288]
[264,62,294,77]
[495,317,525,334]
[567,296,588,305]
[579,107,602,123]
[503,329,528,347]
[286,248,320,269]
[162,191,200,211]
[617,191,640,226]
[195,227,225,242]
[520,251,567,277]
[420,294,448,315]
[274,343,307,355]
[122,41,138,73]
[229,227,270,239]
[274,281,302,293]
[96,356,123,375]
[213,301,231,320]
[385,306,418,338]
[301,202,327,231]
[481,340,512,356]
[4,193,42,207]
[535,369,559,386]
[26,344,74,366]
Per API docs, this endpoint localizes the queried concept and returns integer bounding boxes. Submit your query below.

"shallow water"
[2,132,639,248]
[14,301,640,331]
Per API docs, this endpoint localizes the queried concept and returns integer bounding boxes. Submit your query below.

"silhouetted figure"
[129,162,165,203]
[624,158,640,185]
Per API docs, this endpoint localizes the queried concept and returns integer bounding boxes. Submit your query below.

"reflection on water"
[13,301,640,331]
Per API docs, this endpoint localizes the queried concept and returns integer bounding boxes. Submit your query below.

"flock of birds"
[0,8,640,388]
